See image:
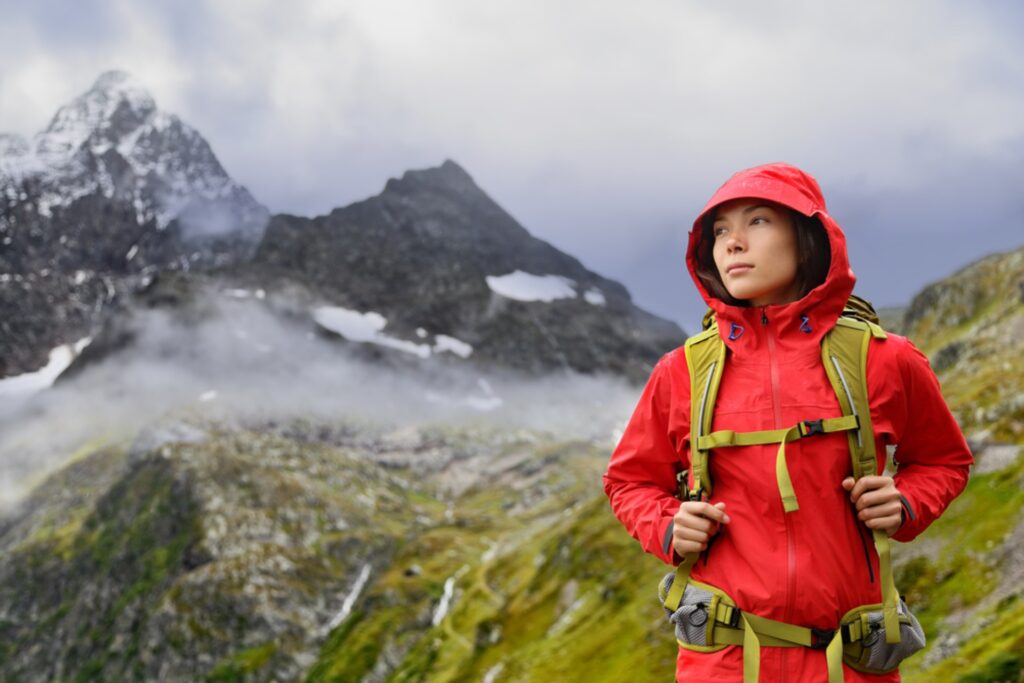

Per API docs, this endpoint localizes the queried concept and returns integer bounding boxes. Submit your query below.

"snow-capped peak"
[0,70,268,252]
[35,70,157,168]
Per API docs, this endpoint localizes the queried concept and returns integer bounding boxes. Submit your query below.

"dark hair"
[693,206,831,306]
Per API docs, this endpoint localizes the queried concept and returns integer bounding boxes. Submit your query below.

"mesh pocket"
[658,572,715,647]
[853,600,926,671]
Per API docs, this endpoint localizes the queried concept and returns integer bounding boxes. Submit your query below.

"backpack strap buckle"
[800,419,826,436]
[810,627,837,650]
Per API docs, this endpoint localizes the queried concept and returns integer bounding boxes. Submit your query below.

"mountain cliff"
[242,159,680,381]
[0,71,269,377]
[1,72,682,383]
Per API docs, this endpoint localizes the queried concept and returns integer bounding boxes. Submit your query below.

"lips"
[726,263,753,274]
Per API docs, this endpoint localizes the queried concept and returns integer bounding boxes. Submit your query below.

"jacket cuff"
[892,493,919,541]
[661,517,684,565]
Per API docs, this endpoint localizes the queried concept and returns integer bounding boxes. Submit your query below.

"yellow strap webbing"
[739,613,845,683]
[696,415,859,513]
[743,617,760,683]
[697,415,858,451]
[875,529,901,643]
[823,321,901,642]
[685,327,727,499]
[662,552,699,612]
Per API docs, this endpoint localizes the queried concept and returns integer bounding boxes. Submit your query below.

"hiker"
[603,163,972,682]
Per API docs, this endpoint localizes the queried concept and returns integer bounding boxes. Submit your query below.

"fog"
[0,289,642,510]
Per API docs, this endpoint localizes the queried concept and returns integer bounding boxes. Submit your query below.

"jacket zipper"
[764,308,794,682]
[853,504,876,583]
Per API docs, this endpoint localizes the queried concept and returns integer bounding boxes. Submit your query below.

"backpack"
[660,295,922,683]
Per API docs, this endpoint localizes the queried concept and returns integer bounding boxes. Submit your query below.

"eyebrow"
[713,204,773,222]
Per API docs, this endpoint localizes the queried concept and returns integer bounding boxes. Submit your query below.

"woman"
[603,163,972,682]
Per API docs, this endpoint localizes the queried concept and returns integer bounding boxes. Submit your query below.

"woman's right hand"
[672,501,731,556]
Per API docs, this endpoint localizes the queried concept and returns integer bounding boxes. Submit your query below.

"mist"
[0,288,642,510]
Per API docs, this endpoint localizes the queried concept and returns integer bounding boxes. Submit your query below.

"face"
[711,199,801,307]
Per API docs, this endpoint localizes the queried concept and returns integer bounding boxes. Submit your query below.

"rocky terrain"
[0,71,682,384]
[0,418,675,682]
[892,245,1024,682]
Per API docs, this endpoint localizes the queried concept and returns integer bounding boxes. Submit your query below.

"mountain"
[0,70,267,251]
[891,245,1024,682]
[0,419,675,682]
[900,245,1024,444]
[0,71,269,377]
[238,159,682,382]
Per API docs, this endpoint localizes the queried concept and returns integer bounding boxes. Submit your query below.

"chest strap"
[696,415,860,513]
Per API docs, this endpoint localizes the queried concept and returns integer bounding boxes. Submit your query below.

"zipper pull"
[761,308,769,325]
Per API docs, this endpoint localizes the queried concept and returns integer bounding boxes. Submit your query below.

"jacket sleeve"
[603,349,690,565]
[888,337,973,543]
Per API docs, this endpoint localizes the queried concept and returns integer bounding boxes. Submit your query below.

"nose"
[725,230,744,253]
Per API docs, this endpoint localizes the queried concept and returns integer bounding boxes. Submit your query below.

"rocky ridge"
[1,71,682,383]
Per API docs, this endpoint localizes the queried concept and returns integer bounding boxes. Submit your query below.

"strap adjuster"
[800,419,825,436]
[809,627,836,650]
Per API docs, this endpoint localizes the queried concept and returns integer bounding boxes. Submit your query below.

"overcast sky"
[1,0,1022,330]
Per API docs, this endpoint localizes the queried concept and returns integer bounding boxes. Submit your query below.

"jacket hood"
[685,162,857,355]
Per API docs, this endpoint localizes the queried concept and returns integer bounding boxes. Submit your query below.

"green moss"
[206,642,278,682]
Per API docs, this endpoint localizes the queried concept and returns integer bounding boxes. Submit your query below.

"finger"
[673,538,707,555]
[849,475,894,501]
[675,506,723,531]
[856,488,899,511]
[678,515,716,534]
[711,501,732,525]
[677,527,710,544]
[699,502,730,525]
[859,501,902,521]
[841,477,855,491]
[863,513,902,533]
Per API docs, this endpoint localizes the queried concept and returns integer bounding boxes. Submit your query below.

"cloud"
[0,291,639,509]
[0,0,1022,328]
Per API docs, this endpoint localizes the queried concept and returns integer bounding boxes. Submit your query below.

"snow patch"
[548,595,587,635]
[583,288,606,305]
[312,306,431,358]
[486,271,577,303]
[0,337,91,397]
[432,565,469,626]
[433,334,473,358]
[483,663,505,683]
[324,563,372,634]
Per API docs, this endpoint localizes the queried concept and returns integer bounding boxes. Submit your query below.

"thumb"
[841,477,855,491]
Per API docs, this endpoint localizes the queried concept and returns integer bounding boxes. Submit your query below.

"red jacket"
[603,163,972,683]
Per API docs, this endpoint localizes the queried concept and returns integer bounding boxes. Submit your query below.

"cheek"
[712,242,726,272]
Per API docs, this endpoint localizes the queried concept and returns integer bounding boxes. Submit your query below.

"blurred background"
[0,1,1021,681]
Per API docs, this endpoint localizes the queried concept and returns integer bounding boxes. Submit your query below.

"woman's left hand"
[841,475,903,536]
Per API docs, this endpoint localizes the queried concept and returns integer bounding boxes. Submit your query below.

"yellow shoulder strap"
[683,325,726,501]
[821,318,900,643]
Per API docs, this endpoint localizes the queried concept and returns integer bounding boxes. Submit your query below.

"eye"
[713,226,728,238]
[750,215,769,225]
